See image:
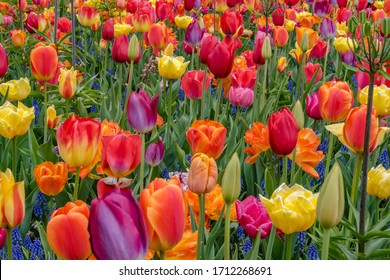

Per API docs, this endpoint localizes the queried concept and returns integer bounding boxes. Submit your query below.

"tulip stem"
[265,225,276,260]
[73,166,81,201]
[196,194,205,260]
[191,46,195,70]
[7,228,12,260]
[260,59,268,113]
[321,228,331,260]
[290,148,296,184]
[140,133,145,193]
[284,233,294,260]
[375,198,380,225]
[12,137,17,175]
[201,69,207,120]
[325,133,334,176]
[234,106,240,128]
[65,99,69,119]
[125,60,134,113]
[159,251,165,260]
[43,82,48,143]
[348,154,363,225]
[214,79,223,121]
[322,39,330,83]
[224,203,231,260]
[71,0,76,66]
[147,166,153,187]
[281,156,288,185]
[165,80,173,147]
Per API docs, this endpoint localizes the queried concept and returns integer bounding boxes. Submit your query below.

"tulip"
[206,40,236,79]
[165,230,198,260]
[186,119,227,159]
[0,44,7,78]
[337,0,348,7]
[58,67,77,99]
[77,6,99,27]
[230,68,257,89]
[46,105,62,129]
[199,35,218,65]
[0,229,6,250]
[272,8,285,26]
[252,33,266,65]
[25,13,39,33]
[181,70,211,100]
[0,102,34,139]
[318,81,354,122]
[304,63,322,84]
[145,140,165,167]
[220,11,243,37]
[0,169,25,229]
[308,38,327,59]
[277,57,287,72]
[10,30,26,47]
[260,183,318,234]
[147,23,168,50]
[34,162,68,196]
[340,50,354,65]
[127,90,159,133]
[58,17,72,33]
[244,122,270,164]
[132,12,153,33]
[101,132,142,178]
[185,20,205,47]
[116,0,126,11]
[113,23,133,37]
[56,115,101,167]
[30,43,58,82]
[0,78,31,102]
[222,153,241,205]
[367,165,390,199]
[128,34,140,62]
[306,92,323,120]
[174,15,193,29]
[296,27,319,51]
[89,190,148,259]
[102,19,114,41]
[157,49,189,80]
[47,200,91,259]
[320,18,336,40]
[358,85,390,116]
[140,177,186,251]
[285,0,299,6]
[313,0,330,16]
[235,196,273,239]
[268,108,298,156]
[273,26,289,48]
[112,34,130,63]
[333,37,354,54]
[187,153,218,194]
[228,87,254,108]
[316,163,344,229]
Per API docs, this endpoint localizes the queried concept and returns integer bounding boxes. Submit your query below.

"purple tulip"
[185,20,205,47]
[340,50,354,65]
[89,190,148,260]
[145,139,165,167]
[0,228,6,250]
[127,90,159,133]
[313,0,330,17]
[320,17,336,40]
[235,195,273,239]
[306,92,323,120]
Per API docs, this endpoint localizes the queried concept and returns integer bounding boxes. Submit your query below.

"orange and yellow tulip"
[30,43,58,82]
[187,153,218,194]
[10,30,26,47]
[34,162,68,196]
[58,67,77,99]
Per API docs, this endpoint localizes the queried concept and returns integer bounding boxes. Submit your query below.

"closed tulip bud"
[25,13,39,33]
[30,43,58,82]
[46,105,62,129]
[0,169,25,229]
[145,140,165,167]
[222,153,241,205]
[382,18,390,37]
[181,70,211,100]
[127,90,159,133]
[47,200,92,259]
[0,77,31,102]
[292,101,304,130]
[58,67,77,99]
[188,153,218,194]
[99,38,107,50]
[206,40,236,79]
[0,229,6,250]
[359,10,367,24]
[34,162,68,196]
[199,35,218,65]
[112,34,130,63]
[102,19,114,41]
[277,57,287,72]
[0,44,7,78]
[316,163,344,228]
[128,34,139,61]
[300,32,309,53]
[348,16,359,34]
[261,36,272,60]
[363,22,372,37]
[367,165,390,199]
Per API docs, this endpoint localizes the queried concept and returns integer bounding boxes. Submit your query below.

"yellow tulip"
[114,23,134,37]
[174,15,193,29]
[0,78,31,102]
[336,22,348,37]
[0,102,34,139]
[285,20,295,32]
[47,105,62,129]
[367,165,390,199]
[260,183,318,234]
[358,85,390,116]
[333,37,354,54]
[157,45,189,80]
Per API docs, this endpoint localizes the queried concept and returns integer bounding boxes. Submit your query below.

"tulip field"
[1,0,390,261]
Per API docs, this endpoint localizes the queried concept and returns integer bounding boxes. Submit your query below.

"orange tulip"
[318,81,354,122]
[186,120,227,159]
[187,153,218,194]
[273,26,289,48]
[147,22,168,50]
[164,230,198,260]
[140,177,186,251]
[295,27,318,51]
[10,30,27,47]
[244,122,270,164]
[47,200,91,260]
[34,161,68,196]
[30,42,58,82]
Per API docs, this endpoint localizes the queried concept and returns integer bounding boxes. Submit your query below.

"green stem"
[321,228,331,260]
[201,70,207,119]
[12,137,17,174]
[290,148,296,184]
[147,166,153,187]
[84,28,88,64]
[65,99,70,119]
[140,133,145,193]
[165,80,173,147]
[260,59,268,113]
[196,194,205,260]
[160,251,165,260]
[191,47,195,70]
[125,60,134,111]
[73,166,81,201]
[322,39,330,83]
[7,228,12,260]
[214,79,223,121]
[224,203,231,260]
[281,156,288,185]
[252,66,262,122]
[325,133,334,176]
[299,54,306,106]
[43,82,48,143]
[265,225,276,260]
[350,154,363,213]
[284,233,294,260]
[118,64,123,113]
[190,99,195,123]
[234,106,241,128]
[375,198,380,225]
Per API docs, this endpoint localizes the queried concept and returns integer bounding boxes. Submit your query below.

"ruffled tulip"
[0,44,7,78]
[186,120,227,159]
[127,90,159,133]
[0,169,25,229]
[358,85,390,116]
[145,140,165,167]
[244,122,270,164]
[268,108,298,156]
[112,34,130,63]
[187,153,218,194]
[235,196,273,239]
[58,67,77,99]
[0,78,31,102]
[165,230,198,260]
[114,23,133,37]
[0,102,34,139]
[101,132,142,178]
[181,70,211,100]
[367,165,390,199]
[89,190,148,259]
[34,162,68,196]
[56,115,101,167]
[47,200,91,259]
[157,45,189,80]
[140,177,186,251]
[260,184,318,234]
[333,37,354,54]
[30,43,58,82]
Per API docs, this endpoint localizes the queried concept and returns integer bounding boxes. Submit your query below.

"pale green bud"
[292,101,304,130]
[300,32,309,53]
[222,153,241,205]
[261,36,272,60]
[128,34,139,62]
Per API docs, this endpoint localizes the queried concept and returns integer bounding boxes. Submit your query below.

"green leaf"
[35,221,55,260]
[37,138,58,163]
[20,187,39,238]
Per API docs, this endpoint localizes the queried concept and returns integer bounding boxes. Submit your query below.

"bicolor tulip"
[46,105,62,129]
[0,169,25,229]
[235,195,272,239]
[187,153,218,194]
[277,57,287,72]
[101,132,142,178]
[367,165,390,199]
[228,87,254,108]
[145,139,165,167]
[252,33,267,65]
[30,43,58,82]
[132,12,153,33]
[127,90,159,133]
[165,230,198,260]
[260,184,318,234]
[147,23,168,50]
[47,200,91,259]
[305,92,322,120]
[140,177,186,251]
[77,6,99,27]
[296,27,318,51]
[0,77,31,102]
[318,81,354,122]
[34,162,68,196]
[358,85,390,116]
[186,120,227,159]
[181,70,211,100]
[112,34,130,63]
[320,17,336,40]
[10,30,26,47]
[56,115,101,167]
[268,108,298,156]
[0,102,34,139]
[25,13,39,33]
[304,63,322,84]
[102,19,114,41]
[0,44,7,78]
[89,190,148,260]
[58,67,77,99]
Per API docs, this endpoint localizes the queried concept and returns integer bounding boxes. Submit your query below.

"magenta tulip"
[228,87,254,108]
[145,139,165,167]
[127,90,159,133]
[306,92,323,120]
[0,228,6,250]
[0,44,8,78]
[185,20,205,47]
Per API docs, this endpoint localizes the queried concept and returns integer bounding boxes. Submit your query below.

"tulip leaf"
[245,231,261,260]
[243,163,254,196]
[20,187,39,238]
[28,128,41,166]
[175,144,189,171]
[37,139,58,163]
[35,221,55,260]
[264,168,275,198]
[189,205,197,232]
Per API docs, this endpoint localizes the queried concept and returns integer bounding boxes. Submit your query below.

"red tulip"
[304,63,322,84]
[30,43,58,82]
[199,35,218,65]
[220,11,243,37]
[112,34,130,63]
[336,8,352,23]
[25,13,39,33]
[310,38,328,59]
[181,70,211,100]
[357,0,368,10]
[206,40,236,79]
[127,90,159,133]
[102,19,114,41]
[252,32,266,65]
[0,44,8,78]
[268,108,298,156]
[272,8,285,26]
[285,0,299,6]
[337,0,348,8]
[58,17,72,33]
[231,68,257,89]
